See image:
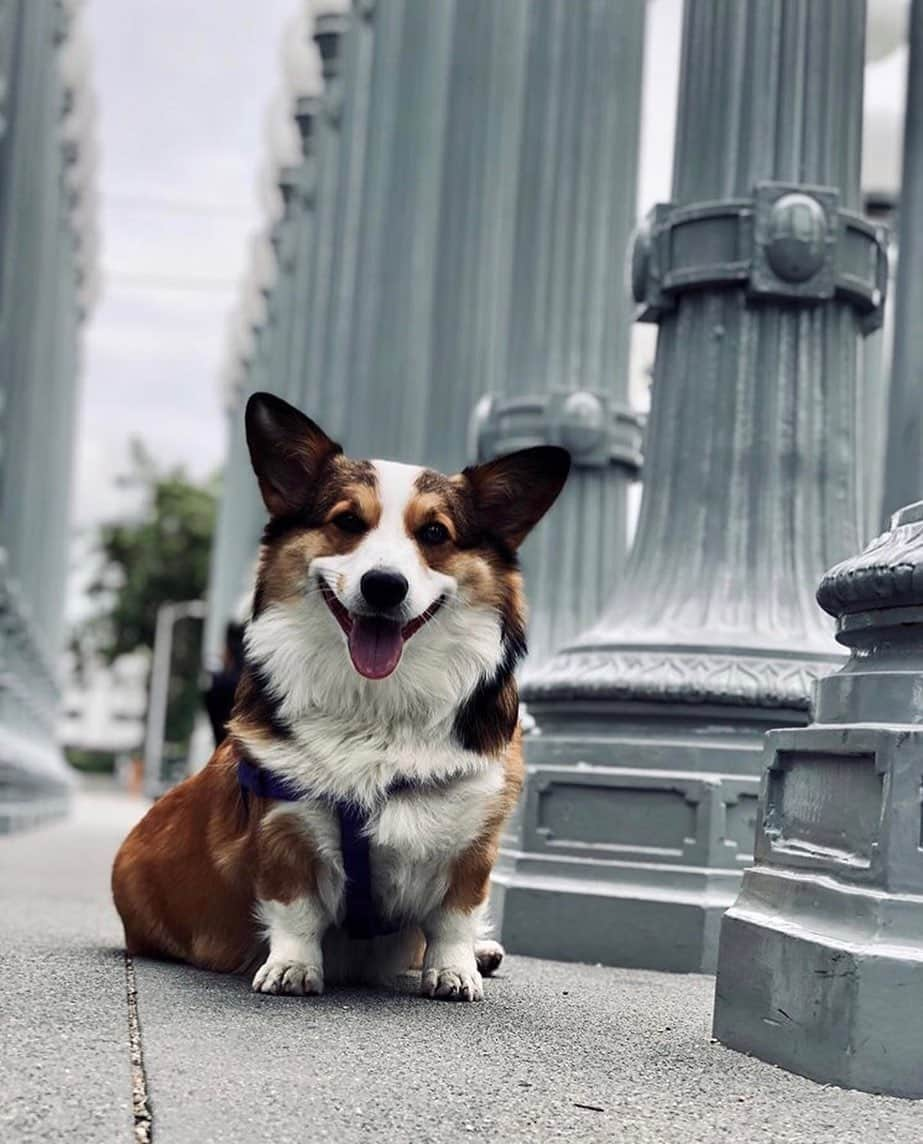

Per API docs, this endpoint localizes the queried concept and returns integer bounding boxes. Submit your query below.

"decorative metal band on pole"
[495,0,884,973]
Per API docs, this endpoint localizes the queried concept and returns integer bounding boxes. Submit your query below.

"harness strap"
[236,757,420,939]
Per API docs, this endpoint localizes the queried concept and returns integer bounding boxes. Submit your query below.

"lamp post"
[0,0,96,830]
[470,0,646,666]
[203,7,323,670]
[296,0,354,423]
[714,500,923,1098]
[344,0,456,462]
[496,0,887,973]
[882,0,923,520]
[283,6,323,404]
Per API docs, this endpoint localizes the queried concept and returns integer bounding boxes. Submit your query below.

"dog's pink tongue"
[348,616,404,679]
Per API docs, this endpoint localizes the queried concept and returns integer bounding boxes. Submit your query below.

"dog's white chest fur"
[267,759,504,927]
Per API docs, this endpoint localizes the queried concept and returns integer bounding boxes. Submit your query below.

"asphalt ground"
[2,790,921,1143]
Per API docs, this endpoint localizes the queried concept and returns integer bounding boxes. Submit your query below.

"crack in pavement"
[124,954,153,1144]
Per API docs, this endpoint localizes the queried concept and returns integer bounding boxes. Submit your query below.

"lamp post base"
[714,865,923,1099]
[491,702,808,972]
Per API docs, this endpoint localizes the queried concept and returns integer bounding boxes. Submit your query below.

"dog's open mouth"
[320,582,443,680]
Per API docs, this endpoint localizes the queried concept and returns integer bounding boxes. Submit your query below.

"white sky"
[72,0,908,620]
[75,0,297,533]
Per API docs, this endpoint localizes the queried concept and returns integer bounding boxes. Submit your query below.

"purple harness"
[236,756,418,940]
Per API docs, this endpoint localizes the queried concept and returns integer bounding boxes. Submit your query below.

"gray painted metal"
[347,0,455,464]
[202,23,335,668]
[713,500,923,1098]
[0,0,88,829]
[425,0,529,475]
[474,0,646,667]
[298,3,358,430]
[497,0,881,972]
[882,0,923,524]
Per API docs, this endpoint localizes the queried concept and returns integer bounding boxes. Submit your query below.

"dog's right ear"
[245,393,342,517]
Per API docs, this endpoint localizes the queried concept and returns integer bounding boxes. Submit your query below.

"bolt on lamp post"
[495,0,888,973]
[714,499,923,1098]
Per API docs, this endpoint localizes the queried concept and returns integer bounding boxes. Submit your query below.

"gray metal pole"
[424,0,529,474]
[495,0,887,973]
[283,90,322,404]
[346,0,455,463]
[297,0,353,422]
[312,2,374,442]
[882,0,923,521]
[203,18,325,669]
[471,0,645,665]
[0,0,93,830]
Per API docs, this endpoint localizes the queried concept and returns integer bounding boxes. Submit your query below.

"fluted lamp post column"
[346,0,455,463]
[297,0,353,422]
[203,10,323,669]
[714,502,923,1098]
[283,24,323,404]
[496,0,888,972]
[470,0,646,666]
[0,0,97,828]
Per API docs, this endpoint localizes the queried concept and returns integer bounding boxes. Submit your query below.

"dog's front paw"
[475,939,504,977]
[252,959,324,996]
[421,966,484,1002]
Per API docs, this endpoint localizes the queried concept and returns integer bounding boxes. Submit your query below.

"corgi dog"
[112,393,569,1002]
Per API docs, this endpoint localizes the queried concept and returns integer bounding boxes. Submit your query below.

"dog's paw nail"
[421,967,483,1002]
[252,960,324,996]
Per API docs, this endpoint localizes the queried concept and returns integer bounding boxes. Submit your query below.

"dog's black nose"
[360,569,409,610]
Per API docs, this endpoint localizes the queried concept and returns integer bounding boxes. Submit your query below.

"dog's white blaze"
[311,459,455,622]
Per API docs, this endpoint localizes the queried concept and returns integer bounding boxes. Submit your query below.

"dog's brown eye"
[418,521,450,546]
[332,512,367,535]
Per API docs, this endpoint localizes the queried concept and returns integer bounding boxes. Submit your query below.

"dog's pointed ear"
[245,392,342,516]
[463,446,570,550]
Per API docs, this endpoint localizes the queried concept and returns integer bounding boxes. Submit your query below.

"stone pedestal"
[713,501,923,1098]
[496,0,887,972]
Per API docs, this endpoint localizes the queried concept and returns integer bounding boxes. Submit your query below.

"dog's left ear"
[245,392,342,516]
[463,446,571,550]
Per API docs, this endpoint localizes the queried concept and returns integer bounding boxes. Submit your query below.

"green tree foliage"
[83,441,218,747]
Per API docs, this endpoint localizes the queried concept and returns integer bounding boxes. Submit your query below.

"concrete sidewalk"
[2,791,922,1144]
